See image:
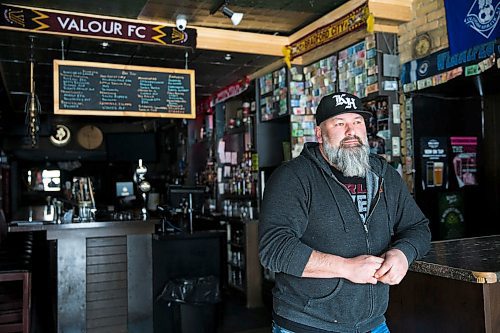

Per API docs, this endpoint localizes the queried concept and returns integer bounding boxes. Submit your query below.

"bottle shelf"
[220,194,255,201]
[225,219,262,308]
[227,261,244,269]
[228,282,245,292]
[230,242,244,248]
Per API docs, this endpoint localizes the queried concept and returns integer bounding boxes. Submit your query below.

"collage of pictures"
[258,67,288,121]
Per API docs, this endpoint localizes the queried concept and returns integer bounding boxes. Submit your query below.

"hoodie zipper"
[366,178,384,222]
[365,178,384,321]
[332,174,385,323]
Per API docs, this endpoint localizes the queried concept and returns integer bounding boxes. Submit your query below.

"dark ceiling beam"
[209,0,226,15]
[0,62,15,113]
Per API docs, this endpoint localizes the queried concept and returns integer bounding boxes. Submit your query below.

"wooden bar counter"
[386,235,500,333]
[9,206,155,333]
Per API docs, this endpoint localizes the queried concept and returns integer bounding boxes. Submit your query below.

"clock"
[77,125,103,150]
[413,34,432,58]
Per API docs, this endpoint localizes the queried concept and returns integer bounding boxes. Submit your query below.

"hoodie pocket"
[304,280,369,324]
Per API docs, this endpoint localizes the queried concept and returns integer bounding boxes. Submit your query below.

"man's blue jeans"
[272,321,390,333]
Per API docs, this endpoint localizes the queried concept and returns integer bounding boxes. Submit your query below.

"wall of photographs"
[289,55,338,158]
[258,67,288,121]
[256,33,400,162]
[338,34,378,99]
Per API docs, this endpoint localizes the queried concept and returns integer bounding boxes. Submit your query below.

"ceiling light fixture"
[221,6,243,26]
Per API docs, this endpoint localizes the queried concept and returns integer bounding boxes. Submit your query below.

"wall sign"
[49,124,71,147]
[420,137,448,190]
[401,40,500,89]
[54,60,195,119]
[286,2,370,60]
[0,4,197,49]
[450,136,478,187]
[438,191,465,239]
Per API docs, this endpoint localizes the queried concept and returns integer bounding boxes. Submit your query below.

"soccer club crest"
[465,0,500,39]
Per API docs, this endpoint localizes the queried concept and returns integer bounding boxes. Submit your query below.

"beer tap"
[134,159,151,220]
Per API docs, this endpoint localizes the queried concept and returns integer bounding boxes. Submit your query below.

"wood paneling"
[86,236,128,333]
[483,94,500,226]
[387,271,492,333]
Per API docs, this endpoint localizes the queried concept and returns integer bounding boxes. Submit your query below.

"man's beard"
[322,135,371,177]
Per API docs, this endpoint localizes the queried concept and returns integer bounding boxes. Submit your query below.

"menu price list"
[58,65,191,114]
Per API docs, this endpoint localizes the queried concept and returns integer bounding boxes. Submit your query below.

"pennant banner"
[400,40,500,86]
[444,0,500,55]
[287,2,369,60]
[211,77,250,107]
[0,3,197,49]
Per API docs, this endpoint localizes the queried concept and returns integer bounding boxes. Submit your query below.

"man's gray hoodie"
[259,142,431,333]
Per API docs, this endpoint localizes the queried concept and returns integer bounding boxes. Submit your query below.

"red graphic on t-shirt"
[345,182,368,222]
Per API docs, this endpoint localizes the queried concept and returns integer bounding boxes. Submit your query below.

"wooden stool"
[0,271,31,333]
[0,209,32,333]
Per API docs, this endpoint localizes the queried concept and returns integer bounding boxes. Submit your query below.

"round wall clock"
[413,34,432,58]
[50,124,71,147]
[77,125,103,150]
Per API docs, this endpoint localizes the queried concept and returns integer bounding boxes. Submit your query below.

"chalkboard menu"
[54,60,195,119]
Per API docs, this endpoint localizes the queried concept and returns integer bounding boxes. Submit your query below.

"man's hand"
[343,255,385,285]
[302,251,383,284]
[374,249,409,285]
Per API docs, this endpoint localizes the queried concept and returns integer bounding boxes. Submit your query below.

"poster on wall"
[364,97,389,155]
[450,136,478,187]
[438,191,465,239]
[420,137,448,190]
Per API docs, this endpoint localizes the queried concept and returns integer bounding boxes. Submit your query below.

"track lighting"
[221,6,243,26]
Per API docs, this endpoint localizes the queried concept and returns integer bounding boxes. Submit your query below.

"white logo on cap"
[333,94,357,109]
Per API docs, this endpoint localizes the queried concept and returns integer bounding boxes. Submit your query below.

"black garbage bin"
[157,275,220,333]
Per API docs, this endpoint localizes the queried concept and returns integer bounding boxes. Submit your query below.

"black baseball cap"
[315,92,372,126]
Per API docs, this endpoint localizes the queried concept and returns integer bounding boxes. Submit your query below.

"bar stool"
[0,209,32,333]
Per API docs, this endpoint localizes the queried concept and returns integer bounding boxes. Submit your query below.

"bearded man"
[259,92,431,333]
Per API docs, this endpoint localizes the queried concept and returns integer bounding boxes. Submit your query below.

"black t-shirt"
[330,166,368,223]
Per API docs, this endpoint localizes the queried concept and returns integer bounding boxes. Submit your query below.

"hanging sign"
[401,40,500,91]
[54,60,195,119]
[286,3,370,60]
[210,76,250,106]
[0,3,197,49]
[450,136,478,187]
[443,0,500,56]
[420,137,448,190]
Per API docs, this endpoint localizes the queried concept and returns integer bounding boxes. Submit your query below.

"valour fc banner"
[0,3,196,49]
[444,0,500,55]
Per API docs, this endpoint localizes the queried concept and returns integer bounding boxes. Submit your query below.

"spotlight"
[222,6,243,26]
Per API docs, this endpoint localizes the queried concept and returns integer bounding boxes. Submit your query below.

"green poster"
[438,191,465,239]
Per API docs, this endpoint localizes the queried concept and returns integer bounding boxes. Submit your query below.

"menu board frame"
[54,60,196,119]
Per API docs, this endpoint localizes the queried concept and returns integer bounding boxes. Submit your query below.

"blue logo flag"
[444,0,500,55]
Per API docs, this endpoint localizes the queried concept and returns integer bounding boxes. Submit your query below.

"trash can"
[157,275,220,333]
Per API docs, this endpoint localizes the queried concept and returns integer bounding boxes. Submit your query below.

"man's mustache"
[340,136,364,147]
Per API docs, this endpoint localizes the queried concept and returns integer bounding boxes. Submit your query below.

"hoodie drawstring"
[382,184,394,237]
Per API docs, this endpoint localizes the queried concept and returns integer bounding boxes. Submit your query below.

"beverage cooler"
[411,93,484,240]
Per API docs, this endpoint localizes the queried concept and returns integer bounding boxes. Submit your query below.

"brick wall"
[398,0,449,64]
